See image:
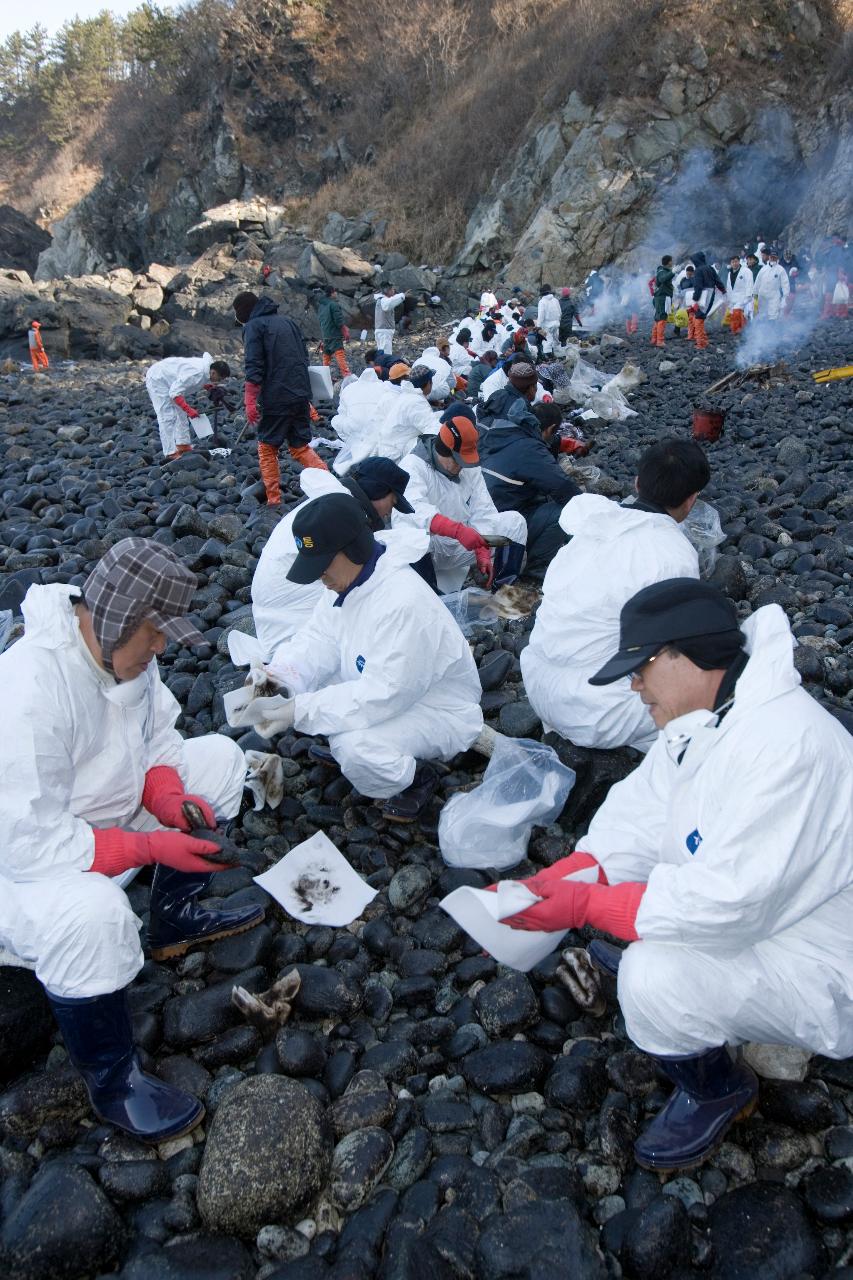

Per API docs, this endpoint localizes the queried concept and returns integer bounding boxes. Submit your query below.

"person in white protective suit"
[251,492,483,823]
[725,253,753,335]
[448,328,475,376]
[334,365,441,475]
[499,577,853,1172]
[521,439,708,752]
[418,342,456,402]
[752,248,790,322]
[250,457,417,657]
[394,406,528,594]
[536,285,563,353]
[144,353,230,459]
[0,539,270,1142]
[373,281,407,355]
[479,289,498,312]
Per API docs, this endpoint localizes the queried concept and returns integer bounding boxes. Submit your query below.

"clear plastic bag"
[438,736,576,871]
[0,609,12,653]
[441,588,504,636]
[682,498,726,577]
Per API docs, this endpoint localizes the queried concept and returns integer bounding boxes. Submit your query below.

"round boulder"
[197,1076,332,1237]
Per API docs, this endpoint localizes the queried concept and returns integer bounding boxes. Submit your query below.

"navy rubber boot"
[148,867,265,961]
[47,988,203,1142]
[587,939,624,978]
[492,542,526,588]
[634,1044,758,1171]
[382,763,439,823]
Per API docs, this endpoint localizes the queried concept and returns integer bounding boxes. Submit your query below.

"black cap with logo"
[589,579,742,686]
[287,493,376,585]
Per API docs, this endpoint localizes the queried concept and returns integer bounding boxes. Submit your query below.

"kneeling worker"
[255,493,484,822]
[395,408,527,593]
[0,539,266,1141]
[501,579,853,1171]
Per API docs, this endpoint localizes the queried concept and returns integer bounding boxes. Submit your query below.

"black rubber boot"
[381,763,439,823]
[492,542,526,587]
[587,939,624,978]
[47,988,203,1142]
[148,867,265,961]
[634,1044,758,1171]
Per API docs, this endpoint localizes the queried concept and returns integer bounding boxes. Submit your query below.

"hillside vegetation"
[1,0,851,265]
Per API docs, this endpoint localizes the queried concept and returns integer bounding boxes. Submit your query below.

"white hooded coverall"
[520,495,699,752]
[145,353,213,457]
[726,266,753,321]
[580,606,853,1059]
[334,381,440,476]
[536,293,562,352]
[394,445,528,594]
[753,263,790,321]
[0,586,247,998]
[268,543,483,798]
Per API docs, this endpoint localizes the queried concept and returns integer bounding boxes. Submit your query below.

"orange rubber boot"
[694,317,708,349]
[334,349,351,377]
[175,444,192,455]
[309,404,321,424]
[687,313,696,341]
[289,445,329,472]
[258,442,282,504]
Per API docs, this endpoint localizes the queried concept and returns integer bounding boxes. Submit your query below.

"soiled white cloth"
[255,832,377,926]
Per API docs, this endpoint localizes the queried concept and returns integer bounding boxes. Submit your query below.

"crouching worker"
[0,539,266,1142]
[255,493,484,823]
[395,407,527,593]
[500,579,853,1171]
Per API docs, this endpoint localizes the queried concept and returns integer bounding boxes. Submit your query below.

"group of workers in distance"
[2,268,851,1182]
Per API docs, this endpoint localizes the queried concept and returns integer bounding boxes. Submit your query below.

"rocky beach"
[0,309,851,1279]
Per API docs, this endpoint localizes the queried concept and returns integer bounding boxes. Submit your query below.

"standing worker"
[536,285,562,353]
[725,254,753,335]
[233,290,328,509]
[650,256,674,347]
[373,281,407,356]
[317,285,351,380]
[145,352,230,461]
[688,253,726,350]
[558,289,583,343]
[28,320,49,371]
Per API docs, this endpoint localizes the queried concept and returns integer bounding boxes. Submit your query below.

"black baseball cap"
[349,457,414,514]
[589,579,741,685]
[287,493,376,584]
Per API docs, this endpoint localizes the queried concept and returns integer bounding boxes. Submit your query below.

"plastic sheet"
[438,736,576,871]
[682,499,726,577]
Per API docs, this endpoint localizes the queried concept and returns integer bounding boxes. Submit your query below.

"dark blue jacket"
[478,416,581,518]
[477,382,539,432]
[243,295,311,409]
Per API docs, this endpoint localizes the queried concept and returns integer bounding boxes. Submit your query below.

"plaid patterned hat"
[82,537,204,668]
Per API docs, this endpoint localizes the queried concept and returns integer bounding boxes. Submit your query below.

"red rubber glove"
[502,877,645,939]
[174,395,199,419]
[141,765,216,831]
[474,546,494,588]
[342,325,351,341]
[90,827,226,877]
[244,381,261,426]
[559,437,590,456]
[429,514,487,552]
[531,850,608,884]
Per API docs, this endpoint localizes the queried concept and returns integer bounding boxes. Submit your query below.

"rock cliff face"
[453,5,851,281]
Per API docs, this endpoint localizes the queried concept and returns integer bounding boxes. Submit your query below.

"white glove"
[253,695,296,740]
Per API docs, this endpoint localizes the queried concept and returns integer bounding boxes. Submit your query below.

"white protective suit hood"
[558,492,685,543]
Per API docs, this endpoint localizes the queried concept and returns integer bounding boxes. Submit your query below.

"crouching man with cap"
[395,406,528,593]
[499,580,853,1170]
[256,493,484,822]
[0,538,267,1142]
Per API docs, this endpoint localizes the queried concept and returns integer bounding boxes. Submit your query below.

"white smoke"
[733,298,821,370]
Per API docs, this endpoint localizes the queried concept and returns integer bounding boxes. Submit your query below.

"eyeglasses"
[631,648,667,680]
